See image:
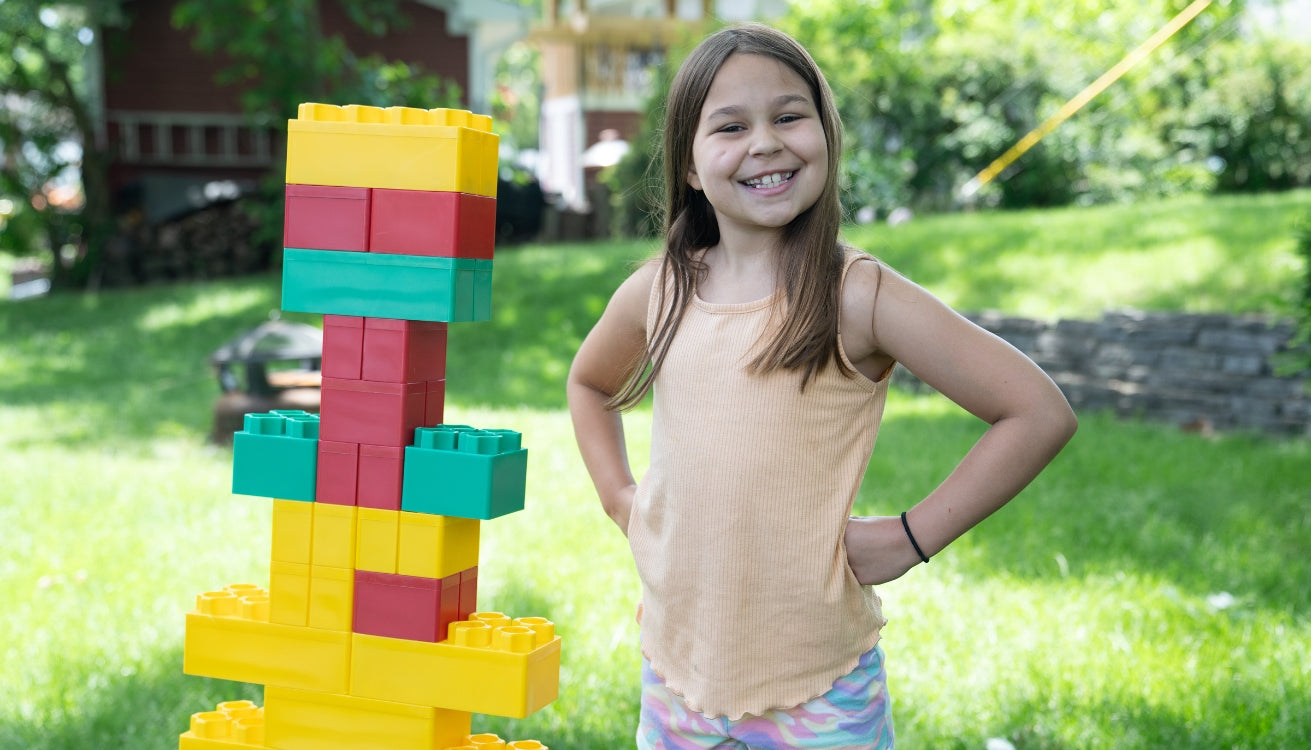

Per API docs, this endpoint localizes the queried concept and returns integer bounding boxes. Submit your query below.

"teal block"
[401,425,528,520]
[281,247,493,322]
[232,410,320,501]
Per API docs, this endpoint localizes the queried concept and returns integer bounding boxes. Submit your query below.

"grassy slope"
[1,191,1309,749]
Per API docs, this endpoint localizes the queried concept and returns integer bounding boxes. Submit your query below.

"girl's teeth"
[746,172,793,188]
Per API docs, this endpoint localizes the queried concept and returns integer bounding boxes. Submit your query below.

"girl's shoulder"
[602,257,664,330]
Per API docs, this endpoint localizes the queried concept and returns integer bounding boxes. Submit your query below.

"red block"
[320,377,428,447]
[284,184,370,252]
[362,318,448,383]
[459,566,478,619]
[315,440,359,505]
[369,189,496,259]
[353,570,462,642]
[357,444,404,511]
[322,315,364,379]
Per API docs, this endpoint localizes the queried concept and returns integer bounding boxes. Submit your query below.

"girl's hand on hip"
[844,515,923,586]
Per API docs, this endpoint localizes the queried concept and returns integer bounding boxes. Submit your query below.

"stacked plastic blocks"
[180,103,555,750]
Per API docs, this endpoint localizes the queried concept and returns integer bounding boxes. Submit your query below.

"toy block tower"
[178,103,557,750]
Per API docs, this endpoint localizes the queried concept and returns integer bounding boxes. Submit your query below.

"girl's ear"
[687,164,702,191]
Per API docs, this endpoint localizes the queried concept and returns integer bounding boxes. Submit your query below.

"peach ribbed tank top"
[627,248,889,720]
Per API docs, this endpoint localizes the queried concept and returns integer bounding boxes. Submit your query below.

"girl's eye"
[717,124,745,133]
[777,114,802,124]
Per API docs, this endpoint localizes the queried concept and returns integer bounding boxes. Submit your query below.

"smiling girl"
[567,23,1077,749]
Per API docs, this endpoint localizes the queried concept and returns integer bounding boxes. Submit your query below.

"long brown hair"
[609,23,852,411]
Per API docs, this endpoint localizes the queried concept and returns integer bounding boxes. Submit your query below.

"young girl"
[567,23,1077,749]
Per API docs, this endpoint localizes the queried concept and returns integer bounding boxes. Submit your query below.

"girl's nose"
[749,128,783,157]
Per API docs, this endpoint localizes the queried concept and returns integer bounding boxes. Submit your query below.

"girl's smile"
[687,53,828,247]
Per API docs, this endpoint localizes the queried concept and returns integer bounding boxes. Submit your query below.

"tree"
[0,1,120,290]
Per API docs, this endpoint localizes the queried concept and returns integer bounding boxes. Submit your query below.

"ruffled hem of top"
[640,630,884,721]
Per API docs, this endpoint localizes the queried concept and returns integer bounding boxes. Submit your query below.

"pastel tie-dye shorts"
[636,645,894,749]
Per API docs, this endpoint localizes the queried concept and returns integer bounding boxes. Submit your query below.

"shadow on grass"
[0,241,652,447]
[860,402,1311,618]
[0,273,297,446]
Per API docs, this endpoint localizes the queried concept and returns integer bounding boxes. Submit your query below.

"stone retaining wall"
[898,311,1311,437]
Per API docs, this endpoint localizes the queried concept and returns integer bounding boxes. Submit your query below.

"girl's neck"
[697,239,781,304]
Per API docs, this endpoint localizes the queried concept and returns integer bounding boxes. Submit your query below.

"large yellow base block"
[350,614,560,719]
[264,685,471,750]
[286,103,498,197]
[184,600,350,694]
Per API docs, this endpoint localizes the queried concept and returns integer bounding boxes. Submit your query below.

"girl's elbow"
[1051,400,1079,446]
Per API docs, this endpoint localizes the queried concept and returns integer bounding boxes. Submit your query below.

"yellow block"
[356,507,400,574]
[178,700,265,750]
[286,103,498,196]
[269,561,310,627]
[272,499,314,564]
[184,592,350,694]
[312,504,358,569]
[309,565,354,631]
[349,613,560,719]
[397,513,480,579]
[264,685,471,750]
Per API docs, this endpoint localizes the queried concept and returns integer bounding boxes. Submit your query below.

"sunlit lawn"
[1,191,1309,749]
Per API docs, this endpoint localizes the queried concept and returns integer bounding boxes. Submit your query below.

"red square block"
[369,189,496,259]
[357,444,404,510]
[320,377,428,447]
[315,440,359,505]
[353,570,462,642]
[362,318,448,383]
[322,315,364,380]
[284,184,370,252]
[459,566,478,619]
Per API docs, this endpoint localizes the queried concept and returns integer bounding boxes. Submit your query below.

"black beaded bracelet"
[901,511,930,564]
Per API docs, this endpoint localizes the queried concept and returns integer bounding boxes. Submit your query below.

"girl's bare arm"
[846,266,1078,584]
[566,261,658,534]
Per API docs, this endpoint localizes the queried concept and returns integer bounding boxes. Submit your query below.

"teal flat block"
[401,425,527,520]
[232,410,320,501]
[281,248,493,322]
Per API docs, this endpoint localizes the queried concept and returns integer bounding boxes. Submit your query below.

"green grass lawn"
[1,191,1309,749]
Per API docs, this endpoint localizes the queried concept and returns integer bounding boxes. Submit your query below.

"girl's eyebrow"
[704,93,813,122]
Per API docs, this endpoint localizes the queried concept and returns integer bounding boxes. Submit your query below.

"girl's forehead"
[703,54,812,108]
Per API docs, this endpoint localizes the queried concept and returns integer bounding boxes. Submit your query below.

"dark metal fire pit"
[209,319,324,443]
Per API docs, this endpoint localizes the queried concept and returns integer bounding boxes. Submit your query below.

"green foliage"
[602,63,671,239]
[0,1,122,288]
[490,41,542,154]
[1175,36,1311,193]
[1281,207,1311,378]
[764,0,1308,215]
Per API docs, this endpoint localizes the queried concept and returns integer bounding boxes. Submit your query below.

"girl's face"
[687,53,828,247]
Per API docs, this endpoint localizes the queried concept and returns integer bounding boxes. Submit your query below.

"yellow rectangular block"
[264,685,471,750]
[183,610,350,694]
[397,513,480,579]
[269,561,310,627]
[286,103,498,197]
[308,565,354,631]
[349,615,560,719]
[272,499,314,564]
[356,507,400,574]
[312,504,358,569]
